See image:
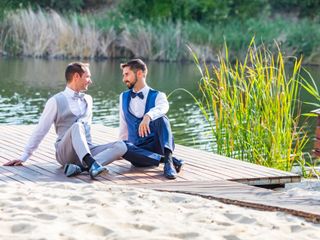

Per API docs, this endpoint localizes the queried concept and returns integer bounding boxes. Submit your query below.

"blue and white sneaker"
[64,164,83,177]
[89,162,108,179]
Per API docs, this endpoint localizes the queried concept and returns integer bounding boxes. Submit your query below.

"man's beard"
[127,74,138,89]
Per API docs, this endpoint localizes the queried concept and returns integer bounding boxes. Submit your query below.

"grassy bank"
[1,8,320,63]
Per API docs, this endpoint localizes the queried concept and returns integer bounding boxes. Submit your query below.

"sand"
[0,182,319,240]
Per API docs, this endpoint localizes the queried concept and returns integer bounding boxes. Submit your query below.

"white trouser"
[55,122,127,166]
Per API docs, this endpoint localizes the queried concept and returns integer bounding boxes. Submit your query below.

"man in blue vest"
[3,62,128,179]
[119,59,184,179]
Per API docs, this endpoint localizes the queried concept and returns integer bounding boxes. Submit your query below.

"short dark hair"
[65,62,89,82]
[120,59,148,74]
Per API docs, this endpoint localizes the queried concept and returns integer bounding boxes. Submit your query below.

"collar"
[132,85,150,96]
[65,87,85,98]
[64,87,77,97]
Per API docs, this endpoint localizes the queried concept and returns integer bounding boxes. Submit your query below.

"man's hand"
[3,160,23,166]
[139,115,151,137]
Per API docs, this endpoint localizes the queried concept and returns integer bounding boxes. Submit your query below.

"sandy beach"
[0,182,319,240]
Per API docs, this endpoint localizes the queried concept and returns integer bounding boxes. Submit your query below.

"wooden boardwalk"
[1,124,319,222]
[133,181,320,223]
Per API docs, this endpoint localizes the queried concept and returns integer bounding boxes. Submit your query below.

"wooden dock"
[1,124,319,222]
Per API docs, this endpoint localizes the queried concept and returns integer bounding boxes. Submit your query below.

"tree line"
[1,0,320,22]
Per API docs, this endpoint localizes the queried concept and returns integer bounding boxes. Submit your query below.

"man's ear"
[73,72,80,81]
[137,69,144,78]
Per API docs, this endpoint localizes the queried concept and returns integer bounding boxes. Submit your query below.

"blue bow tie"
[73,92,85,100]
[130,91,144,99]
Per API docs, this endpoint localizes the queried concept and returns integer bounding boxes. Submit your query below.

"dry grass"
[0,8,218,61]
[0,8,103,58]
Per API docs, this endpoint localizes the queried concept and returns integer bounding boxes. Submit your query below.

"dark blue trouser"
[123,116,174,167]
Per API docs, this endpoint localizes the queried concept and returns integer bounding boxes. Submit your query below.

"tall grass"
[192,40,308,171]
[1,7,320,63]
[0,8,213,60]
[0,8,109,58]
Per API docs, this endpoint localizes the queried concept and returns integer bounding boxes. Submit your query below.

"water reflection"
[0,58,212,151]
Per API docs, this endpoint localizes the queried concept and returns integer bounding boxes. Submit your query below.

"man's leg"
[150,117,185,179]
[55,123,87,167]
[151,117,184,171]
[122,141,162,167]
[134,117,183,172]
[56,122,107,179]
[151,116,174,154]
[90,141,127,166]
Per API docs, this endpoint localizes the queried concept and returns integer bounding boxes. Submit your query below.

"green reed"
[192,40,308,171]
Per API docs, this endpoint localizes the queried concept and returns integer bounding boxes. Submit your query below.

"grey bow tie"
[73,92,85,100]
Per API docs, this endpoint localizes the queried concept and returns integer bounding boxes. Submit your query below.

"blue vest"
[122,89,159,144]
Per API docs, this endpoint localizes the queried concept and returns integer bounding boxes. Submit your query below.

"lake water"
[0,58,319,153]
[0,58,213,151]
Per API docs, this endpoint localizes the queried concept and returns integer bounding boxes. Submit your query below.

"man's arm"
[139,92,169,137]
[145,92,169,120]
[138,114,151,137]
[118,93,128,140]
[3,97,57,166]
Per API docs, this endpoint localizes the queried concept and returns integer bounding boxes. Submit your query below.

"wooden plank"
[175,144,296,177]
[94,126,299,184]
[134,180,320,223]
[0,125,300,186]
[2,127,220,183]
[0,166,34,184]
[1,151,88,184]
[315,126,320,139]
[1,130,149,184]
[95,126,300,179]
[175,151,274,178]
[3,126,179,183]
[314,139,320,150]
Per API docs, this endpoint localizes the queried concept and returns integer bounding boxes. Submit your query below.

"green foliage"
[41,0,84,12]
[228,0,269,20]
[183,21,213,45]
[93,11,127,32]
[117,0,320,22]
[2,0,320,22]
[117,0,268,23]
[285,19,320,57]
[0,0,84,13]
[192,40,308,171]
[270,0,320,18]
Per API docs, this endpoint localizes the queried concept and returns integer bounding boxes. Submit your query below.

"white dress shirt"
[119,86,169,140]
[20,87,90,161]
